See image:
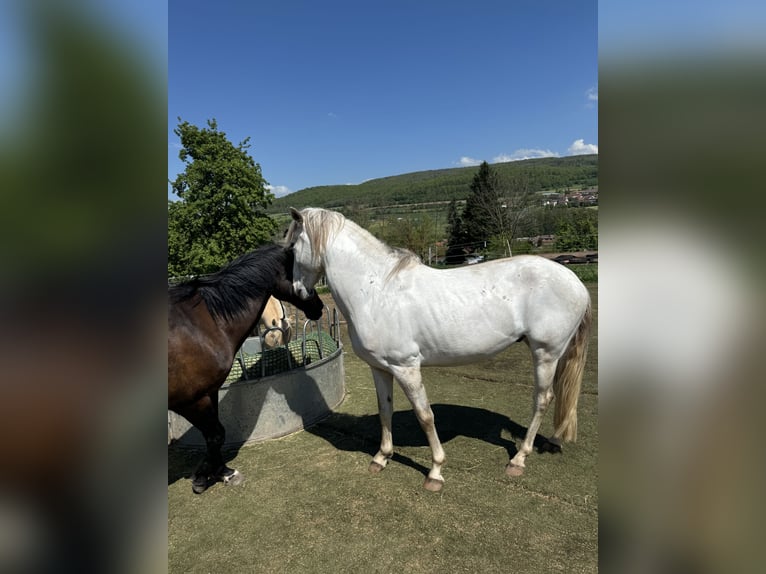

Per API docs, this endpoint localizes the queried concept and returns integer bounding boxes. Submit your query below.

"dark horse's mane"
[169,244,290,321]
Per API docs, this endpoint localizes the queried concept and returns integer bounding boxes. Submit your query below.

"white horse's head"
[287,208,324,299]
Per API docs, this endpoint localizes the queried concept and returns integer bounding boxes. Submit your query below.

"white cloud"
[266,184,292,198]
[493,148,559,163]
[568,139,598,155]
[585,86,598,109]
[457,148,560,167]
[457,156,482,167]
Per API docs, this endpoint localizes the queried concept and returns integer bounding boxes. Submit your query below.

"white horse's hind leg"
[393,366,446,492]
[507,356,557,477]
[369,367,395,473]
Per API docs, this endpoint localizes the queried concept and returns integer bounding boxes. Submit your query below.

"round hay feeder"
[168,308,345,446]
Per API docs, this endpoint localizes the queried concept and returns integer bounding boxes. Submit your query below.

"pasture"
[168,285,598,573]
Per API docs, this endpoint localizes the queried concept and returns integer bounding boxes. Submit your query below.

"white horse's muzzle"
[292,281,315,300]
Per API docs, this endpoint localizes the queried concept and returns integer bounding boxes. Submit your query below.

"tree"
[377,214,440,263]
[459,161,534,257]
[494,170,535,256]
[168,119,277,276]
[554,218,579,252]
[445,199,467,264]
[554,209,598,251]
[461,162,498,250]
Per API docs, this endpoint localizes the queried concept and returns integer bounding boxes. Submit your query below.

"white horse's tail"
[553,301,592,442]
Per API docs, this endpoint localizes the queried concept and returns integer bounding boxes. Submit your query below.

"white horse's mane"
[384,245,420,280]
[287,208,345,266]
[289,208,421,278]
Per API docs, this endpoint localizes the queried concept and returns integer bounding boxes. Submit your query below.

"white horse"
[287,207,591,491]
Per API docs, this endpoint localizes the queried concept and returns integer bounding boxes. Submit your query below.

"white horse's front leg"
[369,367,394,473]
[394,366,446,492]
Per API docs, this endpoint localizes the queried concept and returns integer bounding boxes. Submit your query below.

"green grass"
[567,263,598,282]
[168,285,598,573]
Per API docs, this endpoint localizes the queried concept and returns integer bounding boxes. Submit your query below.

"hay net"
[226,306,340,383]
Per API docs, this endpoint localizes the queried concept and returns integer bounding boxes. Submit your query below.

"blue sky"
[599,0,766,60]
[169,1,597,198]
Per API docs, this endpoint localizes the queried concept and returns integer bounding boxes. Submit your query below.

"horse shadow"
[170,393,562,485]
[169,343,561,486]
[304,403,561,478]
[168,346,334,486]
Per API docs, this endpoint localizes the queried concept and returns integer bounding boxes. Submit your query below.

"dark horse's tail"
[553,301,592,442]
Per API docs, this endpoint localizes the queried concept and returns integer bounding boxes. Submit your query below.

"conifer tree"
[445,199,467,264]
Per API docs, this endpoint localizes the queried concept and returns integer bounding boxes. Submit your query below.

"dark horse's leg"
[178,394,243,493]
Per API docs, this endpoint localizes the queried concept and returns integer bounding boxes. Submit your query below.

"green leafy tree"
[574,209,598,250]
[377,214,440,263]
[168,118,277,276]
[554,218,579,251]
[554,209,598,251]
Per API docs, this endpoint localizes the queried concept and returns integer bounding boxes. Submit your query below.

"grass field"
[168,285,598,573]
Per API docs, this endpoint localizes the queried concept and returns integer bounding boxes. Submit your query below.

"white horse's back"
[345,254,588,368]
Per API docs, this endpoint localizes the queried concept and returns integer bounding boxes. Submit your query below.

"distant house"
[531,234,556,248]
[569,188,598,206]
[541,188,598,207]
[542,193,566,207]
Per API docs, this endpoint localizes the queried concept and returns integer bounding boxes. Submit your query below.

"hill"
[268,155,597,213]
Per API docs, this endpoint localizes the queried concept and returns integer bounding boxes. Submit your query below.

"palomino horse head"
[259,296,292,348]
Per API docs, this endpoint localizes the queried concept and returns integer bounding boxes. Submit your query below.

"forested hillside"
[169,118,597,280]
[268,155,597,212]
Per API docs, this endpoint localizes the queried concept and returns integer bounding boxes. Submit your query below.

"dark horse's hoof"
[536,438,563,454]
[191,475,213,494]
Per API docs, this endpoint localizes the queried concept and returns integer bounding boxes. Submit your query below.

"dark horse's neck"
[169,244,290,346]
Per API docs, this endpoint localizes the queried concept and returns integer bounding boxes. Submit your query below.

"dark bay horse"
[168,244,324,493]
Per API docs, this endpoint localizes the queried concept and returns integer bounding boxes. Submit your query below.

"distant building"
[542,193,566,207]
[530,234,556,248]
[541,188,598,207]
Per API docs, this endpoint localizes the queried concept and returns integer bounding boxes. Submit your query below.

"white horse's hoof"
[369,454,392,474]
[423,477,444,492]
[222,469,244,486]
[369,461,386,474]
[505,463,525,477]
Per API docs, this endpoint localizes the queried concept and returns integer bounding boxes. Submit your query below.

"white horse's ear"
[289,207,302,223]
